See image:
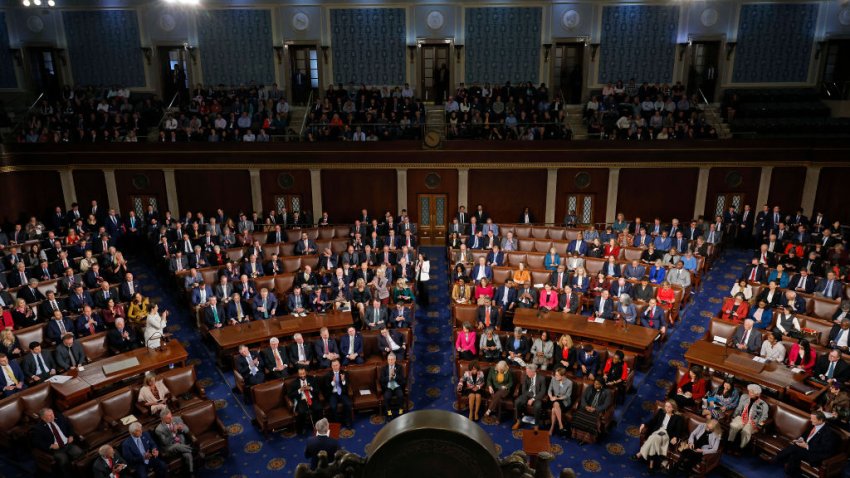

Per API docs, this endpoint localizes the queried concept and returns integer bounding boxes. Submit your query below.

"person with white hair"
[304,418,340,470]
[154,408,194,477]
[121,421,168,477]
[92,444,127,478]
[727,383,770,451]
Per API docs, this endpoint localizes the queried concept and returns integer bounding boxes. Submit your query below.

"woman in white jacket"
[416,252,431,308]
[144,304,168,348]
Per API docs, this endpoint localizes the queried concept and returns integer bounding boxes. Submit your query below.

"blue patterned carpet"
[3,246,843,477]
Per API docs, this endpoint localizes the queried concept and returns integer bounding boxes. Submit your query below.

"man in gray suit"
[154,408,194,476]
[512,364,547,431]
[55,334,87,371]
[730,319,763,354]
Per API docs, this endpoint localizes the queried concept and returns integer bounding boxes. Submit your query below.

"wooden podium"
[521,429,551,466]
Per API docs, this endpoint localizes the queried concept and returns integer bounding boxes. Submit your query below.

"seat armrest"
[214,418,227,435]
[253,405,267,424]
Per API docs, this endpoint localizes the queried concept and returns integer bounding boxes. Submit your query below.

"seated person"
[451,278,472,304]
[760,331,787,362]
[137,373,170,416]
[749,299,773,329]
[656,281,676,307]
[669,418,721,476]
[729,278,753,301]
[380,353,406,419]
[720,294,749,323]
[289,366,323,434]
[339,327,364,365]
[511,364,546,431]
[455,322,477,360]
[813,349,850,384]
[700,379,740,421]
[726,384,769,451]
[505,327,530,366]
[633,400,685,473]
[770,411,837,476]
[672,366,707,409]
[774,305,802,337]
[730,319,763,354]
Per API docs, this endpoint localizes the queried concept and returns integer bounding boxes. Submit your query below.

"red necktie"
[49,422,65,446]
[807,426,817,441]
[749,267,757,281]
[485,308,491,327]
[324,340,329,354]
[303,380,313,405]
[88,318,96,335]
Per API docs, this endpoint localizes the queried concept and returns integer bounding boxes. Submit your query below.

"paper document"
[359,389,371,396]
[46,375,72,384]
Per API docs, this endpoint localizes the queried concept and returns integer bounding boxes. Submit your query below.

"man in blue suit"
[389,302,412,328]
[567,232,588,256]
[633,228,652,247]
[470,257,493,284]
[672,231,689,253]
[493,281,518,317]
[653,230,671,251]
[468,231,484,250]
[486,245,505,267]
[623,260,646,280]
[816,272,843,300]
[339,327,364,365]
[295,233,318,256]
[121,422,168,478]
[609,278,632,299]
[254,288,280,319]
[46,310,76,344]
[591,290,614,320]
[0,353,26,397]
[190,281,214,306]
[641,298,666,335]
[286,286,308,317]
[313,328,340,369]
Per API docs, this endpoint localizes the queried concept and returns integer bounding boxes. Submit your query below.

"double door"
[417,194,448,246]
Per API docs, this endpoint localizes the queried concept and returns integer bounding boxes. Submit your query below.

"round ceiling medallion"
[158,13,176,32]
[725,170,743,188]
[574,171,591,189]
[26,15,45,33]
[700,8,719,27]
[561,10,581,30]
[426,10,444,30]
[424,172,441,190]
[840,7,850,26]
[131,174,150,190]
[292,12,310,31]
[277,172,295,190]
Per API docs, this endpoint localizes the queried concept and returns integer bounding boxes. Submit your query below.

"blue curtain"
[198,9,275,86]
[465,7,541,84]
[63,10,145,87]
[599,5,679,84]
[331,9,406,85]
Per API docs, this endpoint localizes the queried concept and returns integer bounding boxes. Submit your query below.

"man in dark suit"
[304,418,340,469]
[107,318,139,353]
[21,342,57,384]
[560,286,580,314]
[266,224,285,244]
[92,444,128,478]
[290,366,323,434]
[730,319,763,354]
[505,327,531,366]
[254,288,280,319]
[493,281,518,318]
[815,272,843,300]
[121,422,168,478]
[339,327,364,365]
[789,271,816,294]
[771,411,837,476]
[364,299,388,330]
[18,279,45,304]
[512,364,547,430]
[31,408,83,474]
[288,333,314,369]
[322,360,352,428]
[813,349,850,384]
[640,298,666,332]
[389,302,412,329]
[295,233,317,256]
[477,300,500,330]
[260,337,289,380]
[378,326,406,357]
[203,296,227,330]
[567,233,588,256]
[92,281,117,309]
[55,334,87,371]
[75,306,106,337]
[828,319,850,352]
[740,258,768,283]
[235,345,265,392]
[380,353,406,419]
[0,352,26,396]
[592,290,614,320]
[39,291,66,319]
[313,328,340,369]
[609,278,633,299]
[119,273,140,302]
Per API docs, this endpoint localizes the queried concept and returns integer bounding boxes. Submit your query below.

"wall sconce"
[589,43,600,61]
[677,43,688,61]
[542,43,553,62]
[140,47,153,65]
[815,40,828,60]
[320,45,329,64]
[725,42,737,60]
[8,48,22,67]
[407,45,417,63]
[454,44,463,62]
[273,46,285,64]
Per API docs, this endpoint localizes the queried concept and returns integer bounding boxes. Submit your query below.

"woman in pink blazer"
[786,339,817,373]
[455,322,477,360]
[539,283,559,311]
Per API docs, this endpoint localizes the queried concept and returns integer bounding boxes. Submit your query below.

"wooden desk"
[522,429,551,466]
[51,341,189,409]
[208,311,353,356]
[684,340,805,397]
[512,309,659,364]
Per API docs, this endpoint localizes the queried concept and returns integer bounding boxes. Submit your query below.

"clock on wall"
[426,10,444,31]
[158,13,176,33]
[292,12,310,32]
[561,10,581,30]
[700,8,719,27]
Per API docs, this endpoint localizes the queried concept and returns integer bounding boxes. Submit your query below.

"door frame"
[416,193,448,246]
[283,41,322,104]
[415,39,453,103]
[22,44,64,97]
[550,39,588,104]
[681,35,726,100]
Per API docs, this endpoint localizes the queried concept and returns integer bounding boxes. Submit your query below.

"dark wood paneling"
[814,168,850,223]
[72,170,108,209]
[321,169,397,223]
[260,170,313,218]
[617,168,699,221]
[174,170,252,218]
[406,169,458,223]
[703,167,760,219]
[768,167,806,213]
[115,170,168,217]
[555,169,609,226]
[0,171,63,226]
[468,170,547,223]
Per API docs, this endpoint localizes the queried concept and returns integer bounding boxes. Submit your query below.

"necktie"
[334,372,341,395]
[302,379,312,405]
[51,301,58,312]
[800,277,806,289]
[826,280,833,297]
[807,426,818,442]
[3,365,17,385]
[68,347,76,367]
[649,307,655,327]
[49,422,65,446]
[263,299,268,318]
[36,354,47,374]
[212,307,219,324]
[20,272,26,284]
[750,267,757,281]
[485,307,491,327]
[742,330,750,346]
[324,339,329,355]
[88,317,96,335]
[298,344,305,361]
[827,361,836,379]
[836,329,846,346]
[274,349,283,370]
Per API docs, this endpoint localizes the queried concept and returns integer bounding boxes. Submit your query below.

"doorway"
[289,46,319,106]
[157,46,188,105]
[26,47,62,100]
[420,44,450,103]
[687,41,721,103]
[417,193,448,246]
[822,40,850,100]
[565,193,594,226]
[552,43,584,104]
